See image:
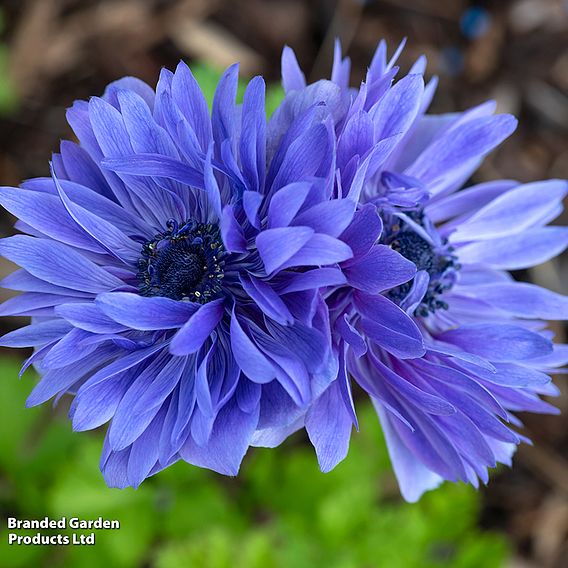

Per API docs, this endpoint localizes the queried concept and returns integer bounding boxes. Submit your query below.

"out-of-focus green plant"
[0,10,17,116]
[0,357,509,568]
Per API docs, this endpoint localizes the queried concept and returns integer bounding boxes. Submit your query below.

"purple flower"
[281,40,568,500]
[0,61,386,487]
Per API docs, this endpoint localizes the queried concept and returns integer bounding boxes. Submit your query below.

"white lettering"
[72,533,96,545]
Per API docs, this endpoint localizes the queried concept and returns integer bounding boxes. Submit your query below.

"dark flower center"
[383,213,459,317]
[138,219,225,303]
[392,231,436,273]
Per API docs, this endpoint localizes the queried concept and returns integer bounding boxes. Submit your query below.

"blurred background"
[0,1,567,567]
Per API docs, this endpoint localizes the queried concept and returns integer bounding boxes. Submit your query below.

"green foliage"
[0,10,18,116]
[0,357,509,568]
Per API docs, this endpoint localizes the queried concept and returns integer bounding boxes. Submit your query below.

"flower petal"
[97,292,198,330]
[306,381,353,472]
[450,180,567,242]
[230,309,276,383]
[461,282,568,320]
[256,226,314,274]
[375,403,444,502]
[355,292,425,359]
[339,203,383,258]
[457,227,568,270]
[281,46,306,93]
[439,324,553,362]
[170,299,224,355]
[343,244,416,293]
[0,235,123,293]
[181,399,259,476]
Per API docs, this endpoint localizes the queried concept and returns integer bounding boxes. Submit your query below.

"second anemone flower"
[278,40,568,501]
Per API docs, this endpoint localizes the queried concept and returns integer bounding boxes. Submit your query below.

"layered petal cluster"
[1,39,566,501]
[0,61,413,487]
[280,40,568,500]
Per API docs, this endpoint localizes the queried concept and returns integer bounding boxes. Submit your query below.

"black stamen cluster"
[385,217,459,317]
[138,219,225,303]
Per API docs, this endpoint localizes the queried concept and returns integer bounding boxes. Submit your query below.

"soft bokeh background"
[0,1,567,567]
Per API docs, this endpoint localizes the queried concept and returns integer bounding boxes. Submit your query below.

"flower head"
[0,61,380,487]
[1,39,566,501]
[280,40,568,500]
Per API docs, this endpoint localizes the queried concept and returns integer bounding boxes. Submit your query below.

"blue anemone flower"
[280,40,568,500]
[0,61,390,487]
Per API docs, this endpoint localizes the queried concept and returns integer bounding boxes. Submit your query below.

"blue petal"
[101,448,131,489]
[0,320,72,348]
[449,180,567,242]
[331,39,351,89]
[243,190,264,229]
[181,399,259,476]
[56,303,128,334]
[236,379,262,414]
[339,203,383,258]
[106,353,182,449]
[457,227,568,270]
[256,226,314,274]
[240,275,293,325]
[0,186,106,253]
[169,299,224,355]
[132,356,187,416]
[337,111,374,170]
[439,324,553,362]
[117,89,178,158]
[292,199,355,237]
[343,245,416,293]
[97,292,198,330]
[465,282,568,320]
[101,153,204,189]
[406,114,517,184]
[59,140,114,200]
[278,234,353,270]
[270,123,330,191]
[280,268,347,294]
[230,309,276,383]
[103,76,156,110]
[427,180,517,224]
[171,61,212,151]
[22,177,153,237]
[376,403,444,501]
[0,236,124,293]
[267,182,312,228]
[212,64,240,149]
[42,328,97,369]
[1,269,91,297]
[51,167,140,264]
[26,345,119,407]
[0,293,83,317]
[240,76,266,192]
[281,46,306,93]
[220,205,247,252]
[72,368,134,431]
[306,381,352,472]
[371,74,424,140]
[127,404,168,487]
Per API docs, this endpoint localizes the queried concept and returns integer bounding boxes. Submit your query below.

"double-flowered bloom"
[1,40,566,500]
[279,40,568,500]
